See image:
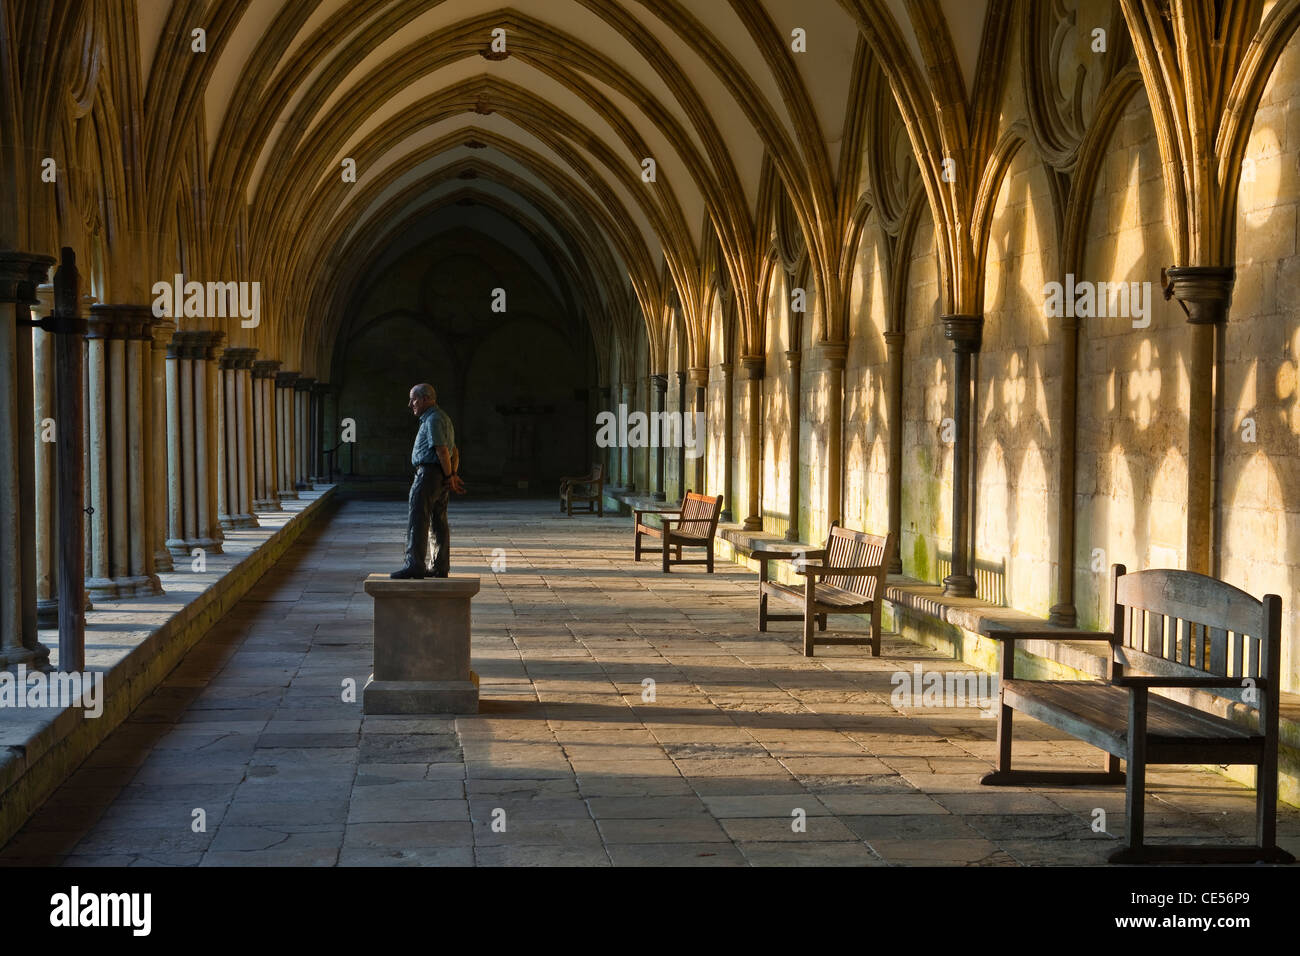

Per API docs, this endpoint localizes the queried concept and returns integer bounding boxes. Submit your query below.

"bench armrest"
[795,565,885,577]
[1113,675,1269,690]
[981,627,1116,643]
[751,548,825,565]
[634,508,681,521]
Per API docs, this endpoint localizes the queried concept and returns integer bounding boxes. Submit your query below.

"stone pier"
[362,575,480,715]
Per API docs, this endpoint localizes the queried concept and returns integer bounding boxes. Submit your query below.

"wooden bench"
[559,464,604,516]
[633,491,722,573]
[982,564,1294,864]
[753,523,895,657]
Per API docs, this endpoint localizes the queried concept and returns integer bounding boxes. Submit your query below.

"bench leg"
[634,530,642,561]
[662,540,670,573]
[1257,737,1280,854]
[817,614,826,631]
[870,604,882,657]
[1110,688,1148,864]
[802,584,816,657]
[759,590,768,632]
[706,542,714,573]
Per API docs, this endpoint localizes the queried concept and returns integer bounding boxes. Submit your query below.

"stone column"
[619,381,635,491]
[784,349,801,542]
[196,331,225,554]
[150,319,176,572]
[651,373,667,500]
[0,251,55,668]
[81,305,162,597]
[236,351,258,525]
[251,360,281,510]
[884,330,905,573]
[1050,315,1079,625]
[275,371,299,501]
[597,385,613,485]
[32,284,58,626]
[819,342,847,529]
[295,377,315,490]
[167,330,224,557]
[721,362,734,521]
[675,370,687,496]
[218,348,258,529]
[941,314,984,598]
[741,355,764,531]
[1164,267,1234,577]
[310,381,329,482]
[688,367,708,495]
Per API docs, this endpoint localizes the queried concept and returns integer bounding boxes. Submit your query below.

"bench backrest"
[1111,564,1282,710]
[821,523,895,599]
[678,490,723,538]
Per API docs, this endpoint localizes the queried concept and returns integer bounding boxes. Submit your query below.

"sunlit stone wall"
[900,220,949,582]
[843,221,891,542]
[1226,36,1300,693]
[975,148,1060,616]
[1073,92,1184,631]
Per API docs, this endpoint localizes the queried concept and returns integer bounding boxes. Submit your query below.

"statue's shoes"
[389,566,426,579]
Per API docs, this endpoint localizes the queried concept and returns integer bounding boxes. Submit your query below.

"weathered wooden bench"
[753,523,895,657]
[982,564,1294,864]
[633,490,723,573]
[559,464,604,517]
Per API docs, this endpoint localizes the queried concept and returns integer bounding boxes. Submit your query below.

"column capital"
[294,376,316,391]
[740,354,766,378]
[220,346,255,370]
[883,329,905,347]
[784,349,801,369]
[1162,266,1235,325]
[688,366,709,387]
[816,341,848,369]
[651,373,668,392]
[89,303,156,340]
[251,359,282,379]
[275,370,300,388]
[0,250,55,305]
[311,380,333,396]
[674,370,688,385]
[941,314,984,353]
[150,318,177,349]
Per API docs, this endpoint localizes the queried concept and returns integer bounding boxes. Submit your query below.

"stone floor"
[4,499,1298,867]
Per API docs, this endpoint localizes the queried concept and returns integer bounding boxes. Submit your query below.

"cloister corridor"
[4,499,1295,868]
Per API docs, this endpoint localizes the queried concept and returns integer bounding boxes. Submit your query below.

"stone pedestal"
[362,575,480,714]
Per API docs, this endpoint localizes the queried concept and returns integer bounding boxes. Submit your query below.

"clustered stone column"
[741,355,764,531]
[149,319,176,572]
[32,284,58,625]
[81,305,162,599]
[721,361,734,521]
[0,251,54,668]
[1164,266,1235,578]
[166,330,225,559]
[941,314,984,597]
[674,370,687,496]
[217,348,258,529]
[619,381,635,490]
[651,373,667,501]
[251,360,281,511]
[884,329,905,574]
[819,342,847,529]
[294,376,314,491]
[689,367,708,494]
[275,371,299,501]
[309,381,327,483]
[784,349,801,542]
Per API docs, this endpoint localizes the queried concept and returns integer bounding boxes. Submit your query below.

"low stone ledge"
[0,487,337,848]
